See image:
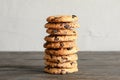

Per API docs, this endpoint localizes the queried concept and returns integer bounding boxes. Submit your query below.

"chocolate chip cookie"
[44,41,76,48]
[44,53,78,63]
[44,66,78,74]
[44,35,77,42]
[45,22,80,29]
[46,15,78,22]
[45,61,77,68]
[46,28,77,35]
[45,47,79,56]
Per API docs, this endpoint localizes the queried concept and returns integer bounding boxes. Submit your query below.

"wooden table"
[0,52,120,80]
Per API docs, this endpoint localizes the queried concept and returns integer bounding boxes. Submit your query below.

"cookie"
[45,22,80,29]
[44,53,78,63]
[44,66,78,74]
[44,41,76,48]
[45,47,79,56]
[46,15,78,22]
[44,35,77,42]
[46,29,77,36]
[45,61,77,68]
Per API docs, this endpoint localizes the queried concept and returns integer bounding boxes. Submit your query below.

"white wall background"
[0,0,120,51]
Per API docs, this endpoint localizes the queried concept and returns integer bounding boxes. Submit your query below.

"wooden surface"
[0,52,120,80]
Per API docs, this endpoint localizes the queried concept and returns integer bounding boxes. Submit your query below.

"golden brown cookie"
[44,53,78,63]
[45,47,79,56]
[45,22,80,29]
[46,28,77,35]
[45,61,77,68]
[44,66,78,74]
[44,41,76,48]
[44,35,77,42]
[46,15,78,22]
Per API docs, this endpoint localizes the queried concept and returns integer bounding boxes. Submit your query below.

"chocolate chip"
[51,19,55,21]
[54,36,59,41]
[73,31,76,33]
[64,25,71,29]
[60,23,63,26]
[51,17,58,21]
[67,47,72,50]
[61,70,66,74]
[57,60,60,62]
[61,56,68,62]
[70,62,75,65]
[60,42,64,47]
[47,67,51,70]
[64,58,68,60]
[72,15,77,18]
[50,54,53,58]
[62,56,68,60]
[52,29,58,33]
[56,62,59,64]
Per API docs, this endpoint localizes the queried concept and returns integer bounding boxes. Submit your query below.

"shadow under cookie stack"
[44,15,80,74]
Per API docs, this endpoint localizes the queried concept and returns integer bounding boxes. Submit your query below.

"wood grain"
[0,52,120,80]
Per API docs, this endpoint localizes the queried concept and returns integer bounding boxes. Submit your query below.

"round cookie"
[45,47,79,56]
[45,22,80,29]
[44,53,78,63]
[44,35,77,42]
[44,41,76,48]
[44,66,78,74]
[45,61,77,68]
[46,15,78,22]
[46,29,77,35]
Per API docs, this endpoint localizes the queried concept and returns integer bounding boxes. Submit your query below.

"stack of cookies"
[44,15,80,74]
